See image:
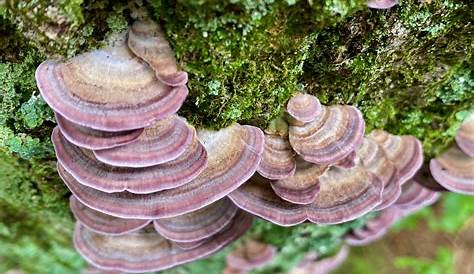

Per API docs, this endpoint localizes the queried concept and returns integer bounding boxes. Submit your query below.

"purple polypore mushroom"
[94,115,195,167]
[367,0,398,9]
[58,124,264,219]
[286,93,322,124]
[128,19,188,87]
[70,196,150,235]
[368,130,423,184]
[393,179,440,215]
[290,245,349,274]
[257,133,296,180]
[74,211,253,273]
[270,157,327,204]
[35,43,188,131]
[455,113,474,157]
[225,239,276,272]
[52,127,207,194]
[229,164,383,226]
[288,105,365,165]
[55,113,144,150]
[429,145,474,195]
[153,197,239,243]
[357,138,401,210]
[412,164,447,192]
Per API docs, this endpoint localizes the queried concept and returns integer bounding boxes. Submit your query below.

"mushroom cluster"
[229,93,424,227]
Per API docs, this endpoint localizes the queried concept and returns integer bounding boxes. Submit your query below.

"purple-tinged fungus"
[128,20,188,87]
[289,105,365,165]
[226,239,276,271]
[456,113,474,157]
[70,196,150,235]
[74,211,252,273]
[286,93,322,124]
[368,130,423,184]
[290,246,349,274]
[257,134,296,180]
[429,145,474,195]
[53,127,207,194]
[335,150,357,169]
[367,0,398,9]
[270,158,327,204]
[35,44,188,131]
[153,197,238,243]
[394,179,440,215]
[59,124,264,219]
[412,164,447,192]
[94,116,194,167]
[357,138,401,211]
[56,113,143,150]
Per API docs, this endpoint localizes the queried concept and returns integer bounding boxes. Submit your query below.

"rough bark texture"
[0,0,472,273]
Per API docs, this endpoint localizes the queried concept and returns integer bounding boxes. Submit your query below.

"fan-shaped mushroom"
[367,0,398,9]
[35,44,188,131]
[270,158,327,204]
[257,134,296,180]
[335,150,356,169]
[59,124,264,219]
[456,113,474,157]
[70,196,150,235]
[289,105,365,165]
[286,93,322,124]
[412,164,447,192]
[74,211,252,273]
[128,19,188,87]
[429,145,474,195]
[394,179,440,215]
[153,197,238,243]
[226,239,276,271]
[56,113,144,150]
[357,138,401,211]
[53,127,207,194]
[94,116,195,167]
[368,130,423,184]
[289,246,349,274]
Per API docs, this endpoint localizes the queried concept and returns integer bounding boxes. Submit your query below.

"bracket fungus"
[74,211,253,273]
[289,246,349,274]
[412,164,447,192]
[394,179,440,214]
[53,127,207,194]
[429,145,474,195]
[368,130,423,184]
[225,239,276,271]
[55,113,144,150]
[456,113,474,157]
[286,93,322,124]
[289,105,365,165]
[128,19,188,87]
[36,44,188,131]
[94,116,195,167]
[367,0,398,9]
[70,196,150,236]
[257,134,296,180]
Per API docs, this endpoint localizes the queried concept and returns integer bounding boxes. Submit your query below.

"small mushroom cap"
[56,113,143,150]
[35,45,188,131]
[226,239,276,271]
[367,0,398,9]
[429,145,474,195]
[289,105,365,165]
[270,158,327,204]
[128,19,188,87]
[257,134,296,180]
[394,180,440,214]
[357,138,401,211]
[153,197,238,243]
[368,130,423,184]
[94,116,195,167]
[74,210,253,273]
[53,127,207,194]
[290,246,349,274]
[456,113,474,157]
[59,124,263,219]
[286,93,322,124]
[70,196,150,235]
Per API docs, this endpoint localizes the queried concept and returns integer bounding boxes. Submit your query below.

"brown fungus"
[456,113,474,157]
[128,19,188,87]
[429,145,474,195]
[368,130,423,184]
[94,115,195,168]
[257,134,296,180]
[289,105,365,165]
[59,124,263,219]
[70,196,150,236]
[53,127,207,194]
[286,93,322,124]
[35,44,188,131]
[226,239,276,271]
[74,211,252,273]
[56,113,144,150]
